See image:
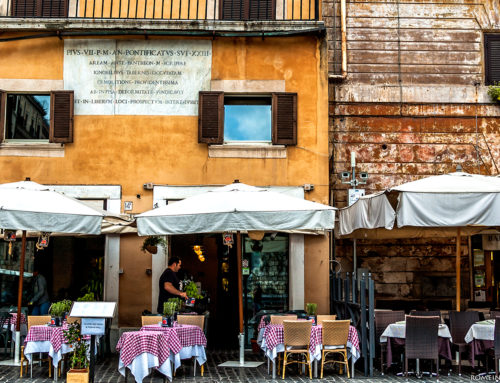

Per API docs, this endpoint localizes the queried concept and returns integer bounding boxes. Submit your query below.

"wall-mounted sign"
[124,201,133,211]
[483,234,500,251]
[222,233,234,246]
[348,189,365,206]
[64,39,212,116]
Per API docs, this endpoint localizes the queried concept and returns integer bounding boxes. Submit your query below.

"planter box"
[67,369,89,383]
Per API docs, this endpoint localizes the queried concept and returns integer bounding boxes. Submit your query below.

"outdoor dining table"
[464,319,495,368]
[116,329,183,383]
[23,323,73,382]
[140,323,207,372]
[260,323,360,379]
[380,321,453,369]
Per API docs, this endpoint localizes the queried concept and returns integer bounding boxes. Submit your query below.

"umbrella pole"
[236,232,244,365]
[14,230,26,363]
[456,228,461,311]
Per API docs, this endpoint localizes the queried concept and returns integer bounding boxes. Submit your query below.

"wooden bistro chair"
[316,315,336,327]
[141,315,162,326]
[321,319,350,378]
[375,310,405,375]
[177,314,205,376]
[404,315,440,380]
[449,310,479,376]
[66,316,81,325]
[21,315,52,378]
[282,320,313,379]
[270,314,297,325]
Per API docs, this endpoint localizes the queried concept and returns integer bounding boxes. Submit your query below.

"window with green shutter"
[220,0,274,20]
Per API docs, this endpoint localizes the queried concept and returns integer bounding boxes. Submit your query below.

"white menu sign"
[70,301,116,318]
[64,39,212,116]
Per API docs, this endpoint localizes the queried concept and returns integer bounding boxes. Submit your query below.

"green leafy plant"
[487,83,500,103]
[167,297,184,312]
[305,303,317,316]
[60,299,73,313]
[77,292,95,302]
[163,301,177,316]
[185,281,203,299]
[141,236,167,253]
[49,301,67,317]
[63,322,89,370]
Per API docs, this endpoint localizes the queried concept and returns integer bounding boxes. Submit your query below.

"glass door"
[242,233,289,346]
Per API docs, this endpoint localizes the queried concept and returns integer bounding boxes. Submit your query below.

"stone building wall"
[324,0,500,306]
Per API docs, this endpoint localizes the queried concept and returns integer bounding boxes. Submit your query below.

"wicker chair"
[490,310,500,320]
[66,316,81,324]
[404,315,440,379]
[177,314,206,376]
[177,314,204,330]
[23,315,52,378]
[410,310,441,319]
[141,315,162,326]
[320,319,350,378]
[282,320,313,379]
[375,310,405,375]
[449,310,479,376]
[270,315,297,325]
[316,315,336,327]
[0,313,10,357]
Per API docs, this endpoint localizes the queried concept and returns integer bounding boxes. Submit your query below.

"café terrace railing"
[0,0,318,21]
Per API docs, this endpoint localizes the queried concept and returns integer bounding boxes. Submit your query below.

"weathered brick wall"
[326,0,500,305]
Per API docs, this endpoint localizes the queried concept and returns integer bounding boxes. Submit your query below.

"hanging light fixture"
[193,245,205,261]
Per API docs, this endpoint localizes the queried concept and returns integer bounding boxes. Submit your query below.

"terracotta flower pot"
[67,368,89,383]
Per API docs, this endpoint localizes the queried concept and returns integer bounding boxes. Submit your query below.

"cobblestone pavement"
[0,351,487,382]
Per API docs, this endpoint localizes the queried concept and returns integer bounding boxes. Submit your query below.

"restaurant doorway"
[170,233,289,349]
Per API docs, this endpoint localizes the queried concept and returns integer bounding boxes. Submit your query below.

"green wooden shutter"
[249,0,274,20]
[49,91,74,143]
[198,91,224,144]
[272,92,297,145]
[485,34,500,85]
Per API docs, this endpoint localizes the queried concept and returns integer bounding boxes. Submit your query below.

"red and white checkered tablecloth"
[10,313,27,325]
[24,324,69,353]
[140,324,207,348]
[262,324,360,357]
[116,330,182,368]
[258,316,268,331]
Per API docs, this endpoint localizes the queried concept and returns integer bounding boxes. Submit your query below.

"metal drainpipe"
[328,0,346,80]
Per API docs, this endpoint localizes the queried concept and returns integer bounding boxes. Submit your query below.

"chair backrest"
[405,315,439,360]
[491,310,500,320]
[322,319,349,347]
[270,314,297,325]
[494,317,500,358]
[449,310,479,344]
[141,316,162,326]
[283,320,312,347]
[410,310,441,319]
[374,310,405,342]
[66,316,81,324]
[317,315,336,326]
[0,312,10,329]
[177,314,204,330]
[27,315,51,330]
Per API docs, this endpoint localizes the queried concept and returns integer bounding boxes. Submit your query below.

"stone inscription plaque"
[64,39,212,116]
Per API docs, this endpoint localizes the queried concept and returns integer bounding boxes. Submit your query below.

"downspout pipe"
[328,0,346,81]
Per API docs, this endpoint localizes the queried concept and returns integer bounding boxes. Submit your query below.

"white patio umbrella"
[137,181,336,366]
[0,180,106,363]
[337,172,500,311]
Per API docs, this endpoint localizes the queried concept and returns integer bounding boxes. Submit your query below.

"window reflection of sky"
[33,95,51,125]
[224,105,271,142]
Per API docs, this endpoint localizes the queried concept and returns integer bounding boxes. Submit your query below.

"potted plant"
[141,236,167,254]
[49,301,66,326]
[488,83,500,103]
[162,301,177,327]
[60,299,73,321]
[306,303,318,325]
[63,322,89,383]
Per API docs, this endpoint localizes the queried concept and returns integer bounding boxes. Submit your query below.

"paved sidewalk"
[0,351,482,382]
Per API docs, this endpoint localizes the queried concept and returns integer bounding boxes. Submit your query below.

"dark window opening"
[485,34,500,85]
[5,94,50,140]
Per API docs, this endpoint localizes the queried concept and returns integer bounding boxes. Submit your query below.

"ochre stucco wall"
[0,34,330,324]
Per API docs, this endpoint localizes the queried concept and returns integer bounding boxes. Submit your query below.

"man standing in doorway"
[29,268,50,315]
[157,257,188,314]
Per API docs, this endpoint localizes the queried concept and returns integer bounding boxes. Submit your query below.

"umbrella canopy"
[137,182,336,235]
[0,181,105,235]
[391,172,500,228]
